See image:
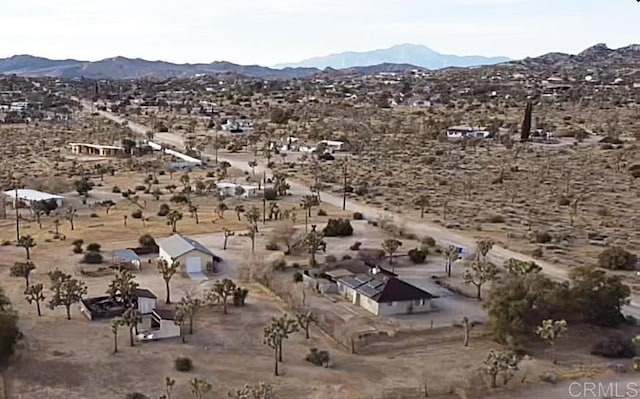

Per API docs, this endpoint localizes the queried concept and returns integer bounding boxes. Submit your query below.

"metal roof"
[3,189,64,201]
[158,234,215,259]
[113,249,140,263]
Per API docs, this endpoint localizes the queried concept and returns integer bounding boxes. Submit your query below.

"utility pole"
[14,184,20,242]
[214,130,219,164]
[342,159,348,211]
[262,171,267,224]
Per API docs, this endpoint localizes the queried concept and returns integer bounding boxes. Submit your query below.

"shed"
[158,234,220,274]
[134,288,157,315]
[112,249,141,270]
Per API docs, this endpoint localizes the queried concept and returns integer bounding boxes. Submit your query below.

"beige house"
[337,274,434,316]
[69,142,124,157]
[158,234,219,274]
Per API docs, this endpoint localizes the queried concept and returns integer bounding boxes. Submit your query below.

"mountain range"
[0,43,638,81]
[275,43,510,70]
[0,44,509,80]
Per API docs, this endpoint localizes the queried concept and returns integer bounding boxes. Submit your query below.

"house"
[69,142,124,157]
[446,126,490,140]
[3,188,64,208]
[137,309,181,341]
[79,288,157,320]
[216,182,258,199]
[158,234,220,274]
[319,140,347,153]
[336,274,435,316]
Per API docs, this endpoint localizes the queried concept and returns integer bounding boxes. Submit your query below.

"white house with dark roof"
[158,234,219,274]
[337,273,435,316]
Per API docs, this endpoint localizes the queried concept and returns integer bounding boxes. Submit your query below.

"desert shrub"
[354,186,368,196]
[134,185,146,191]
[317,209,327,216]
[138,234,156,248]
[158,170,166,176]
[598,247,638,271]
[487,214,506,223]
[125,393,149,399]
[170,193,188,204]
[90,213,99,218]
[264,188,277,201]
[86,243,101,252]
[325,255,337,264]
[265,242,279,251]
[293,272,303,282]
[121,192,130,198]
[408,248,427,264]
[531,247,544,258]
[1,240,11,246]
[353,212,364,220]
[630,165,640,178]
[112,186,121,193]
[421,236,436,247]
[271,258,286,271]
[82,251,103,264]
[350,241,362,251]
[590,335,635,358]
[342,254,352,260]
[72,246,83,254]
[305,348,331,368]
[157,203,171,217]
[174,356,193,372]
[534,231,552,244]
[323,219,353,237]
[131,209,143,219]
[557,196,570,206]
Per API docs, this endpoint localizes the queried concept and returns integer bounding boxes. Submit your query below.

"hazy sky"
[1,0,638,66]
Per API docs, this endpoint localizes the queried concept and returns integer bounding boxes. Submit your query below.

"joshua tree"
[461,316,479,347]
[504,258,541,275]
[223,228,235,250]
[249,160,258,176]
[208,278,237,315]
[122,307,141,347]
[381,239,402,271]
[163,377,176,399]
[463,262,499,300]
[189,377,212,399]
[17,235,36,260]
[274,313,298,362]
[65,207,77,230]
[264,320,284,376]
[535,319,568,364]
[235,205,245,221]
[475,239,495,263]
[242,224,258,254]
[10,261,36,288]
[443,245,460,277]
[110,317,125,353]
[232,382,275,399]
[414,194,430,219]
[24,282,45,316]
[296,311,317,339]
[157,259,180,304]
[176,293,201,335]
[107,268,139,306]
[166,209,183,233]
[302,225,326,267]
[245,206,261,233]
[484,350,520,388]
[48,269,87,320]
[300,195,315,232]
[215,202,228,219]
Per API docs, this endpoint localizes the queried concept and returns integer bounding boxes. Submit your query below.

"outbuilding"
[3,189,64,208]
[158,234,219,274]
[137,309,181,341]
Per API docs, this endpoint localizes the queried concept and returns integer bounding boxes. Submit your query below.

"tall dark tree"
[520,101,533,142]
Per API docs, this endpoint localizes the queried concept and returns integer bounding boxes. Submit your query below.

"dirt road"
[84,103,640,317]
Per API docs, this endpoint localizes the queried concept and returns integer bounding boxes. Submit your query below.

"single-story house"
[158,234,220,274]
[216,182,258,199]
[3,189,64,208]
[79,288,157,320]
[112,249,141,270]
[446,126,490,140]
[319,140,348,152]
[69,142,124,157]
[137,309,181,341]
[337,274,435,316]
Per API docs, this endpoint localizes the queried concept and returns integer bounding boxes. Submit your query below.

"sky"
[0,0,638,66]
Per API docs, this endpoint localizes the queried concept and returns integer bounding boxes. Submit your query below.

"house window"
[414,299,422,306]
[387,302,393,307]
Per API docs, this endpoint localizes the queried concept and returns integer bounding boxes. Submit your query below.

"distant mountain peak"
[275,43,509,70]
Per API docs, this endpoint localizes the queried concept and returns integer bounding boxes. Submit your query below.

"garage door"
[186,257,202,273]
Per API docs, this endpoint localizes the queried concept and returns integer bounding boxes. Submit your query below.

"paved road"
[83,102,640,318]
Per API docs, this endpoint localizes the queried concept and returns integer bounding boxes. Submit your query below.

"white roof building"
[3,189,64,207]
